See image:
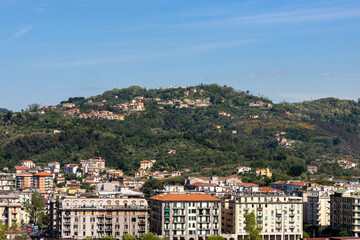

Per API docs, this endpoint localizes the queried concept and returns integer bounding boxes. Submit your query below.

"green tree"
[14,235,28,240]
[141,232,159,240]
[288,165,306,177]
[25,192,45,224]
[303,232,309,238]
[338,231,349,237]
[100,237,115,240]
[141,179,164,198]
[122,233,137,240]
[84,237,94,240]
[0,221,8,240]
[206,236,225,240]
[244,211,262,240]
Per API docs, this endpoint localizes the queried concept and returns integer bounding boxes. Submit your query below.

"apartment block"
[52,196,149,239]
[16,172,33,189]
[149,193,221,240]
[331,189,360,236]
[304,189,331,230]
[0,194,22,227]
[33,172,53,191]
[222,194,303,240]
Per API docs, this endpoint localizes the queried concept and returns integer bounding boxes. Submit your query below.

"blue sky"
[1,0,360,111]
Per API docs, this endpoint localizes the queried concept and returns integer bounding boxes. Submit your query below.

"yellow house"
[256,168,272,178]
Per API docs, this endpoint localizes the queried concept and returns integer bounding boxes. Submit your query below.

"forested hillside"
[1,84,359,179]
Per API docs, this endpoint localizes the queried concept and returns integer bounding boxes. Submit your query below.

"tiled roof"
[191,182,218,187]
[14,166,30,170]
[287,182,310,186]
[259,187,282,193]
[150,193,221,202]
[34,172,52,176]
[272,181,286,185]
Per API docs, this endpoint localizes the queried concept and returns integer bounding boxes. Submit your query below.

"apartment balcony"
[257,212,262,216]
[276,218,282,223]
[276,210,282,215]
[138,220,146,225]
[289,225,295,229]
[276,224,282,229]
[173,205,185,209]
[289,218,295,223]
[289,206,295,211]
[198,206,211,209]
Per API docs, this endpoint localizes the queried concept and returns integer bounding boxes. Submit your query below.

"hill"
[0,84,359,180]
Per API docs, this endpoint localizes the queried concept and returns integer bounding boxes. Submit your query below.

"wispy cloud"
[322,72,360,77]
[341,73,360,77]
[322,72,338,77]
[177,7,360,29]
[35,39,254,68]
[0,26,33,44]
[246,70,285,78]
[11,26,32,39]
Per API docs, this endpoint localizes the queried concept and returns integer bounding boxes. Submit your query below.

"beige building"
[303,189,332,230]
[52,196,149,239]
[0,194,22,227]
[81,157,106,169]
[149,193,221,240]
[140,160,154,170]
[222,194,303,240]
[331,189,360,236]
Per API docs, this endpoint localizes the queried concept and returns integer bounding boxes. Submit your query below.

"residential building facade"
[222,194,303,240]
[330,189,360,236]
[52,196,149,239]
[149,193,221,240]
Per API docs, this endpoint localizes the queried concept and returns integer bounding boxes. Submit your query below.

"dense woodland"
[1,84,360,181]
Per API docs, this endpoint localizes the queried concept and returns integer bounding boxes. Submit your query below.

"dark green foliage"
[288,165,306,177]
[206,236,225,240]
[141,179,164,198]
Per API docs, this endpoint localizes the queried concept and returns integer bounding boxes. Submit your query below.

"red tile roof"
[287,181,310,186]
[191,182,218,187]
[34,172,52,176]
[150,193,221,202]
[272,181,286,185]
[14,166,30,170]
[259,187,282,193]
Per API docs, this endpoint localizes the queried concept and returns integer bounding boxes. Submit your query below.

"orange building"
[33,172,53,191]
[16,172,33,189]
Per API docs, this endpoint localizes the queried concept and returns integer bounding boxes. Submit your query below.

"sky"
[0,0,360,111]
